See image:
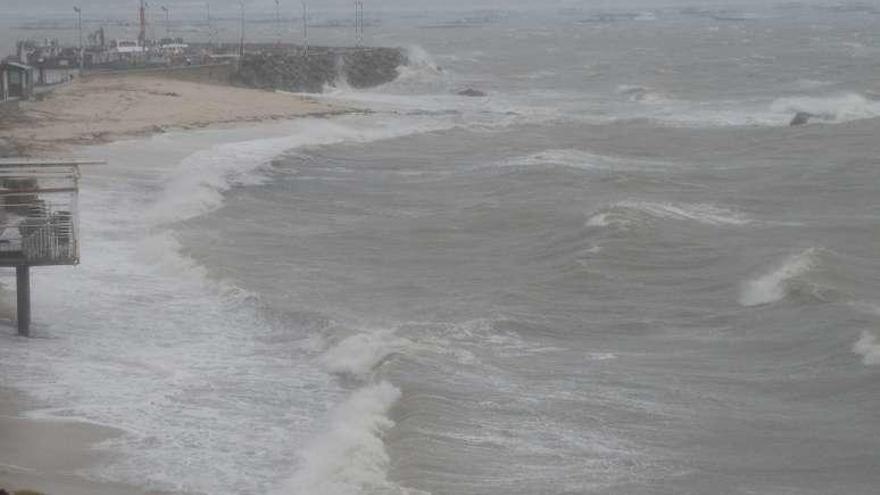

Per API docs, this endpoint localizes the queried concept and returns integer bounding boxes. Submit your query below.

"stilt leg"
[16,265,30,336]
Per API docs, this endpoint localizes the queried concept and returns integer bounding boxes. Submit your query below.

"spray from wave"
[739,248,819,307]
[771,93,880,124]
[278,382,412,495]
[319,330,409,379]
[586,200,752,229]
[853,331,880,366]
[147,116,458,225]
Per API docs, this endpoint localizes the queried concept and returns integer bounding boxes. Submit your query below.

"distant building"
[111,40,145,55]
[0,62,34,102]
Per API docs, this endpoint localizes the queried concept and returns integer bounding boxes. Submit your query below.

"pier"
[0,158,101,336]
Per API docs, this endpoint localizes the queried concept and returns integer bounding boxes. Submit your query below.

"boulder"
[457,88,487,97]
[789,111,815,126]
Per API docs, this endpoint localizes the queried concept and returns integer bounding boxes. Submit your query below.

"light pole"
[239,1,245,59]
[73,6,83,70]
[275,0,281,47]
[354,1,364,47]
[205,2,213,47]
[161,5,170,39]
[301,1,308,56]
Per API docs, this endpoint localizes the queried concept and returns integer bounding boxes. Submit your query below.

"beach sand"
[0,74,350,154]
[0,387,182,495]
[0,74,347,493]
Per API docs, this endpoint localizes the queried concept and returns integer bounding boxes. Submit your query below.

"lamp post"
[301,1,308,56]
[73,6,83,70]
[275,0,281,47]
[161,5,170,39]
[205,2,213,47]
[239,1,245,59]
[354,1,364,46]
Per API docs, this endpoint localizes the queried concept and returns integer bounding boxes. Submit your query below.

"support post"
[16,265,30,336]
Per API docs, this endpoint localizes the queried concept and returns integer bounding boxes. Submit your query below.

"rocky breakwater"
[233,46,406,93]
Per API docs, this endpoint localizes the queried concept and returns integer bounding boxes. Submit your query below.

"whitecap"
[739,248,819,307]
[278,382,418,495]
[853,331,880,366]
[319,330,409,379]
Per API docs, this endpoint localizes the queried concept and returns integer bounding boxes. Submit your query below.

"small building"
[33,58,79,86]
[0,62,35,101]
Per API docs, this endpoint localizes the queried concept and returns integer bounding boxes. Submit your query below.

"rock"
[790,111,814,126]
[457,88,487,97]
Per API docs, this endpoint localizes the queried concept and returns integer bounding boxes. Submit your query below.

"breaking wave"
[147,116,458,225]
[319,330,409,379]
[586,200,752,229]
[279,382,413,495]
[770,93,880,124]
[616,84,667,104]
[853,331,880,366]
[368,45,450,95]
[739,248,820,307]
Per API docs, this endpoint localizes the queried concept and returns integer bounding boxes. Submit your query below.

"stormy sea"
[2,3,879,494]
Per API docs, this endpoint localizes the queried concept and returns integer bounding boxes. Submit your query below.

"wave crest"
[771,93,880,124]
[739,248,819,307]
[319,330,409,379]
[853,331,880,366]
[586,200,752,229]
[279,382,410,495]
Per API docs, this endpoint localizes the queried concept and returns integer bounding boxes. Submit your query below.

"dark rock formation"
[457,88,487,97]
[790,111,815,126]
[233,47,406,93]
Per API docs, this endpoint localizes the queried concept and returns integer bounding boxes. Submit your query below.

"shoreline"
[0,74,359,156]
[0,75,358,493]
[0,386,181,495]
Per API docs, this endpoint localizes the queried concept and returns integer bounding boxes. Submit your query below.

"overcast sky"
[0,0,851,19]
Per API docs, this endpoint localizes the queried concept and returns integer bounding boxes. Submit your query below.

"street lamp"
[275,0,281,47]
[354,1,364,46]
[73,6,83,70]
[301,1,308,56]
[239,1,245,59]
[161,5,170,39]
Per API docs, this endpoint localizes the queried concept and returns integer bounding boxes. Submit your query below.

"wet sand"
[0,386,182,495]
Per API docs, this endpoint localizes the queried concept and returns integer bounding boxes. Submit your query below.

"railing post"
[16,265,30,336]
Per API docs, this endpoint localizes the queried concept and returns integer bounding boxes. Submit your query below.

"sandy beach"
[0,74,353,494]
[0,387,183,495]
[0,74,350,154]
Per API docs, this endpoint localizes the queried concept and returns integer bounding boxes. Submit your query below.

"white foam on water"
[739,248,819,307]
[0,112,481,493]
[615,84,668,104]
[320,330,410,379]
[277,381,420,495]
[147,116,460,225]
[770,93,880,124]
[586,200,752,229]
[499,149,674,172]
[620,201,752,226]
[853,331,880,366]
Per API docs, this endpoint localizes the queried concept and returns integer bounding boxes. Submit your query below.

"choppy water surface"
[2,6,880,495]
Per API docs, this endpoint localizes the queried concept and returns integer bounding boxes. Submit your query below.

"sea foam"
[319,330,409,379]
[853,331,880,366]
[586,200,751,229]
[739,249,818,307]
[147,116,458,225]
[771,93,880,124]
[278,382,412,495]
